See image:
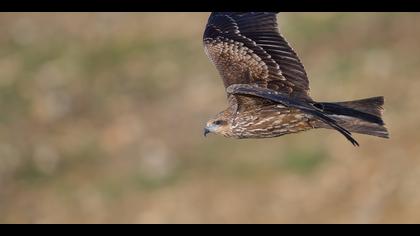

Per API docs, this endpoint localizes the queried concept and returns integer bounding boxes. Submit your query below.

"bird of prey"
[202,12,389,146]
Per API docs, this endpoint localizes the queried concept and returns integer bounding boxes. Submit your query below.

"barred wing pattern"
[203,12,310,98]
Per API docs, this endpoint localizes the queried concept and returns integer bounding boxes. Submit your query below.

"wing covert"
[203,12,311,98]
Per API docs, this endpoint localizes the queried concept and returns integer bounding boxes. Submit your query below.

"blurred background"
[0,13,419,223]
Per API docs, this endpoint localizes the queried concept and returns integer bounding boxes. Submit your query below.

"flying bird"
[202,12,389,146]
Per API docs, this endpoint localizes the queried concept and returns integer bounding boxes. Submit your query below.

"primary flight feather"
[203,12,389,146]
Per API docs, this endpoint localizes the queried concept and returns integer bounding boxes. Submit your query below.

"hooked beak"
[204,127,210,137]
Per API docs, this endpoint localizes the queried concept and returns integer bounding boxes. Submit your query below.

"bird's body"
[203,12,389,146]
[213,97,313,139]
[231,108,313,139]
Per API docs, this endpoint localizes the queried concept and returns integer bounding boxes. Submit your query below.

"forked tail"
[313,96,389,143]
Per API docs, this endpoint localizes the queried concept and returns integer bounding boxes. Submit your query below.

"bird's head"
[204,111,232,137]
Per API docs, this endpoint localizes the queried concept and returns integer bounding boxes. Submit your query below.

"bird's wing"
[203,12,311,99]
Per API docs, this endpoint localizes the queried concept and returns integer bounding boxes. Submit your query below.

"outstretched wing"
[203,12,311,99]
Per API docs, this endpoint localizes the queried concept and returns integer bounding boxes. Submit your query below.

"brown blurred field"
[0,13,419,224]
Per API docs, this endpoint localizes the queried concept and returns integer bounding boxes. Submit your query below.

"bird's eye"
[214,120,223,125]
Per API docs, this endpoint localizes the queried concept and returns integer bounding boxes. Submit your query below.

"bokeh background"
[0,13,419,224]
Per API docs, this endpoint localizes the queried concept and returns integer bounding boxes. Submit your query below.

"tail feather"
[313,96,385,125]
[334,96,384,117]
[313,96,389,140]
[333,117,389,138]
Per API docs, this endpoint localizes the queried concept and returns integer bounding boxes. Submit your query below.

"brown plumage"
[203,12,389,146]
